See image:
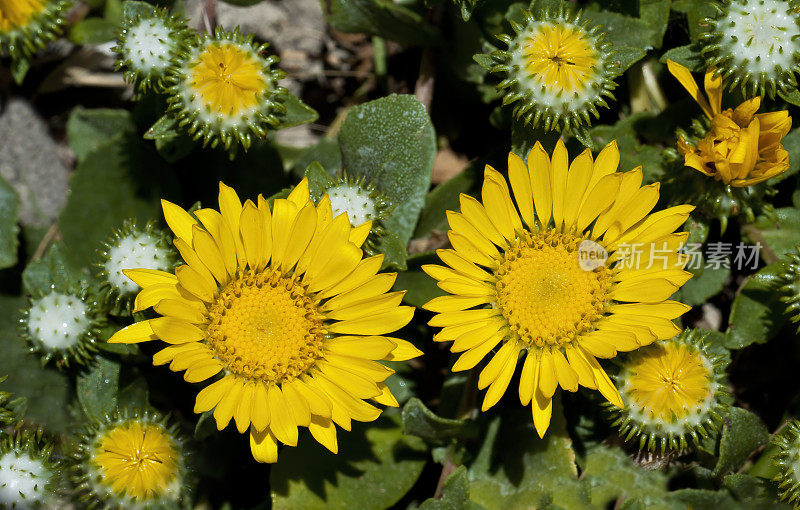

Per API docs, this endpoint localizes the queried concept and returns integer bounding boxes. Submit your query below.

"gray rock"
[0,99,70,227]
[186,0,326,57]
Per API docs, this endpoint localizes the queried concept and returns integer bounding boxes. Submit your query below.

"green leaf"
[10,58,30,85]
[415,164,476,237]
[0,174,20,270]
[277,94,320,130]
[472,53,494,73]
[748,208,800,258]
[319,0,440,46]
[678,260,730,307]
[393,259,443,308]
[304,161,337,198]
[468,402,589,509]
[583,7,660,51]
[66,107,135,163]
[727,263,785,349]
[77,356,120,420]
[69,18,118,44]
[22,242,85,295]
[671,0,717,41]
[780,89,800,108]
[0,295,71,433]
[58,133,166,269]
[402,398,477,443]
[589,112,666,184]
[583,445,677,509]
[614,45,648,72]
[339,94,436,245]
[660,45,704,71]
[419,466,481,510]
[376,232,409,270]
[723,473,784,506]
[122,0,157,19]
[713,407,770,476]
[270,415,427,510]
[292,138,342,178]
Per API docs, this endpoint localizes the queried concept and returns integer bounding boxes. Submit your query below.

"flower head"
[0,429,59,509]
[485,7,618,135]
[667,60,792,187]
[422,140,693,437]
[607,330,729,452]
[114,7,194,92]
[109,180,420,463]
[97,220,176,314]
[167,27,287,151]
[21,286,104,368]
[702,0,800,96]
[72,409,187,507]
[0,0,68,60]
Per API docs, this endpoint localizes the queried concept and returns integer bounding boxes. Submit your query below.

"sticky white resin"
[122,19,175,74]
[0,452,50,508]
[28,292,90,351]
[327,184,377,226]
[104,232,170,295]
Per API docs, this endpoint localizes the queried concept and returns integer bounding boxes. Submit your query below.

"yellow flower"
[522,23,598,95]
[625,342,711,421]
[0,0,46,32]
[167,29,287,150]
[189,42,267,117]
[609,331,728,451]
[109,180,420,463]
[667,60,792,187]
[422,140,694,437]
[92,421,180,501]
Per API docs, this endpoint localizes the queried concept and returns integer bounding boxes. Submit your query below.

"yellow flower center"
[206,270,325,383]
[189,42,268,117]
[494,231,610,347]
[627,343,711,421]
[522,23,599,93]
[0,0,45,31]
[92,421,179,501]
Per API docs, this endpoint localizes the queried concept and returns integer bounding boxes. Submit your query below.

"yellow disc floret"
[206,270,325,382]
[92,421,180,501]
[189,42,267,117]
[496,232,610,347]
[522,24,599,95]
[626,342,711,421]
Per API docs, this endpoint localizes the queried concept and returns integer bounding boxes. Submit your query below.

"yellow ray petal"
[508,152,535,227]
[161,199,197,244]
[267,384,298,446]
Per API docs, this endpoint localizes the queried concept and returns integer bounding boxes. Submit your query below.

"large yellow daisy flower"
[422,140,694,437]
[667,60,792,187]
[108,180,420,463]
